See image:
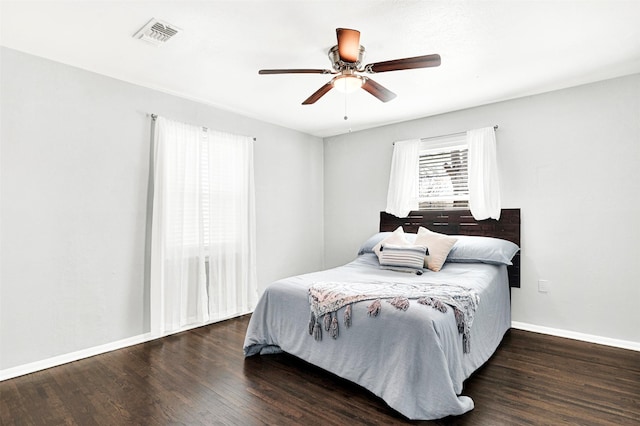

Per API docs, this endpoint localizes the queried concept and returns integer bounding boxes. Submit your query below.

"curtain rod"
[392,125,498,145]
[419,125,498,143]
[150,114,256,141]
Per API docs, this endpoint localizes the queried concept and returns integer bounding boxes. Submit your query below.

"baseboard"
[511,321,640,352]
[152,309,254,339]
[1,311,255,382]
[0,332,153,381]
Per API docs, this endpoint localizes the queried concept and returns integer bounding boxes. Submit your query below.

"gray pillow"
[446,235,520,265]
[379,243,427,274]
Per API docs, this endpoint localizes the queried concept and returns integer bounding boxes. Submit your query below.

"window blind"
[418,134,469,209]
[167,129,239,249]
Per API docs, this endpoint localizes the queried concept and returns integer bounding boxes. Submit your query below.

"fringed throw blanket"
[308,281,479,353]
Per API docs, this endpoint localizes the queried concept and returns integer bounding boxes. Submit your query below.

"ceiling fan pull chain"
[344,91,352,132]
[344,90,348,121]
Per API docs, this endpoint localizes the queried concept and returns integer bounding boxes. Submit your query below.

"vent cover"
[133,18,181,46]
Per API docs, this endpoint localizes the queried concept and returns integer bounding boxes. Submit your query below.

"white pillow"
[373,226,410,258]
[415,226,458,272]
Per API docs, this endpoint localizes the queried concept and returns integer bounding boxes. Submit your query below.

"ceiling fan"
[258,28,441,105]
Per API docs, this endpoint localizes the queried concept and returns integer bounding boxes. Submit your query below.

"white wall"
[2,46,637,376]
[0,47,324,371]
[324,74,640,345]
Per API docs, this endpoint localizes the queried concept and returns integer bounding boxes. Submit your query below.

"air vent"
[133,18,181,46]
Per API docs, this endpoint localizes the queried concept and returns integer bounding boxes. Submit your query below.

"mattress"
[243,253,511,420]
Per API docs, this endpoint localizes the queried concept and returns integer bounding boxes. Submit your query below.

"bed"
[243,209,520,420]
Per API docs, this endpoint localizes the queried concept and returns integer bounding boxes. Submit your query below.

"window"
[151,116,257,335]
[418,134,469,209]
[164,127,251,251]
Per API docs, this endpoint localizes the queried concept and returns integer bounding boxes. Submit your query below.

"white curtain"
[150,116,257,337]
[385,139,420,217]
[467,127,501,220]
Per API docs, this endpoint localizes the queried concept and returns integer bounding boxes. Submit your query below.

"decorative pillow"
[372,226,412,258]
[379,243,427,274]
[447,235,520,265]
[414,226,457,272]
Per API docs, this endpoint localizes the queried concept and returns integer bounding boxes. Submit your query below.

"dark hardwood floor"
[1,315,638,425]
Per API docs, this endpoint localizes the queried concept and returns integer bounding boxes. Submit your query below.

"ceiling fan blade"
[361,78,397,102]
[302,82,334,105]
[364,54,441,73]
[336,28,361,62]
[259,69,333,75]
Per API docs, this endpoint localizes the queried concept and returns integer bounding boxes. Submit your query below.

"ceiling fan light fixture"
[332,75,364,93]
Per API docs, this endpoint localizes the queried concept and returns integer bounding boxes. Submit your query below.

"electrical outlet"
[538,279,550,293]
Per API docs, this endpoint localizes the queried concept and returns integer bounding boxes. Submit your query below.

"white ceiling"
[2,1,640,137]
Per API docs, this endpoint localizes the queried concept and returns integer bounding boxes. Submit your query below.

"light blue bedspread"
[243,253,511,420]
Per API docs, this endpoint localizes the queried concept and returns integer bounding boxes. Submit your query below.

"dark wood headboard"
[380,209,521,287]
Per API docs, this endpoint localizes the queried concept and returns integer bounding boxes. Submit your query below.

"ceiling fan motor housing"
[328,45,365,71]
